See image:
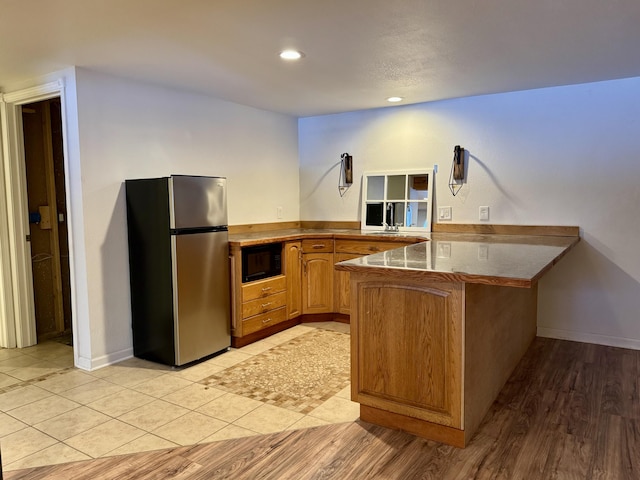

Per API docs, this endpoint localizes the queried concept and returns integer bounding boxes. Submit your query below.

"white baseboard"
[537,327,640,351]
[74,347,133,371]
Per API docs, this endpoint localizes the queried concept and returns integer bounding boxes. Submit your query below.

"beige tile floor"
[0,322,358,472]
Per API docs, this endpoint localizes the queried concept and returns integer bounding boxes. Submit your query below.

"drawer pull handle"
[262,318,272,324]
[261,287,272,292]
[261,302,272,308]
[312,244,325,249]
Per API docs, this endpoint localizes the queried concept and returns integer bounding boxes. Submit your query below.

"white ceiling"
[2,0,640,117]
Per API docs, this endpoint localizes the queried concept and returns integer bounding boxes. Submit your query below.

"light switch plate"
[479,206,489,221]
[438,206,452,221]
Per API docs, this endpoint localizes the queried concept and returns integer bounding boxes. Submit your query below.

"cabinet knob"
[261,287,272,292]
[262,318,272,324]
[312,244,325,249]
[261,302,272,309]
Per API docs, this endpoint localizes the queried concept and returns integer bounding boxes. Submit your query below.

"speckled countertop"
[335,232,580,288]
[229,228,579,288]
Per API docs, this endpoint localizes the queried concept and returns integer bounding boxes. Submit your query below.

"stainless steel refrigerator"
[125,175,231,366]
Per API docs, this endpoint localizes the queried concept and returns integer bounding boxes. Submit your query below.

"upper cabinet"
[361,169,434,233]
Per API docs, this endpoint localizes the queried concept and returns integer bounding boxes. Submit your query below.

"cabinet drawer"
[242,275,286,301]
[301,239,334,253]
[242,291,286,318]
[242,307,287,335]
[335,239,413,255]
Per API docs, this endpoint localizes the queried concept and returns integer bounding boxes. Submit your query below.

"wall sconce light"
[338,153,353,197]
[449,145,465,196]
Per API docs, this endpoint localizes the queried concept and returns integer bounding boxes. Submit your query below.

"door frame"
[0,80,72,348]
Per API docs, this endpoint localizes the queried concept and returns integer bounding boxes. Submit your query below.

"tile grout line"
[2,323,355,470]
[0,366,76,396]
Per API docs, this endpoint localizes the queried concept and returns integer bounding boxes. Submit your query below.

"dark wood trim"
[299,313,350,324]
[231,318,299,348]
[232,314,349,348]
[432,223,580,237]
[333,313,350,324]
[360,405,466,448]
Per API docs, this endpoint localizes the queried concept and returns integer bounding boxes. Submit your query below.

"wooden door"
[351,274,463,429]
[334,252,360,314]
[302,253,334,314]
[22,98,71,340]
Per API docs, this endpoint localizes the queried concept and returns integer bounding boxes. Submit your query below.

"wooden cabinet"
[348,269,538,448]
[351,274,463,431]
[302,253,334,314]
[333,239,418,314]
[301,239,334,314]
[334,252,360,314]
[242,291,286,318]
[301,238,333,253]
[285,241,302,319]
[230,234,423,345]
[242,304,287,335]
[334,239,410,256]
[234,274,288,341]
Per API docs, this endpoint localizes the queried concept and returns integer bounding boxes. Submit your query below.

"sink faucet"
[383,222,399,232]
[386,203,397,231]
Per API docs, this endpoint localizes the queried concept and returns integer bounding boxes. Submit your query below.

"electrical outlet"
[277,206,283,219]
[479,206,489,221]
[438,206,452,221]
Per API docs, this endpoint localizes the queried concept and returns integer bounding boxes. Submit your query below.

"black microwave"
[241,243,282,283]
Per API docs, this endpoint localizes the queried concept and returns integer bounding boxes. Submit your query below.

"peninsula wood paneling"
[351,275,463,429]
[463,282,538,436]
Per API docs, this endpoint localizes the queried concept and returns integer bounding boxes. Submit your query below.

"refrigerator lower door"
[172,230,230,365]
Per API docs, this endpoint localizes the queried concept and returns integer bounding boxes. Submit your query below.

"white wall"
[74,68,299,367]
[299,77,640,349]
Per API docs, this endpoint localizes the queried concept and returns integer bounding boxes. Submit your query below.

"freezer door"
[172,230,231,365]
[169,175,227,229]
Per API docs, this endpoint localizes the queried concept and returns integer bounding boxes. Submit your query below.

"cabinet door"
[285,241,303,319]
[351,275,463,429]
[334,253,360,314]
[302,253,334,314]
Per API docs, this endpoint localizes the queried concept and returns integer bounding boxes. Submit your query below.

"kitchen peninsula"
[335,225,580,447]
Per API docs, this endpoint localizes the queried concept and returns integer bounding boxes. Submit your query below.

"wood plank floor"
[4,337,639,479]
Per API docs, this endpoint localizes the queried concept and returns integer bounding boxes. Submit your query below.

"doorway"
[21,98,73,344]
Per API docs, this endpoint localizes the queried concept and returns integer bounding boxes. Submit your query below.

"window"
[361,169,434,232]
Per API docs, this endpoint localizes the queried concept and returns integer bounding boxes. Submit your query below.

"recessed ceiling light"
[279,49,304,60]
[387,96,403,103]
